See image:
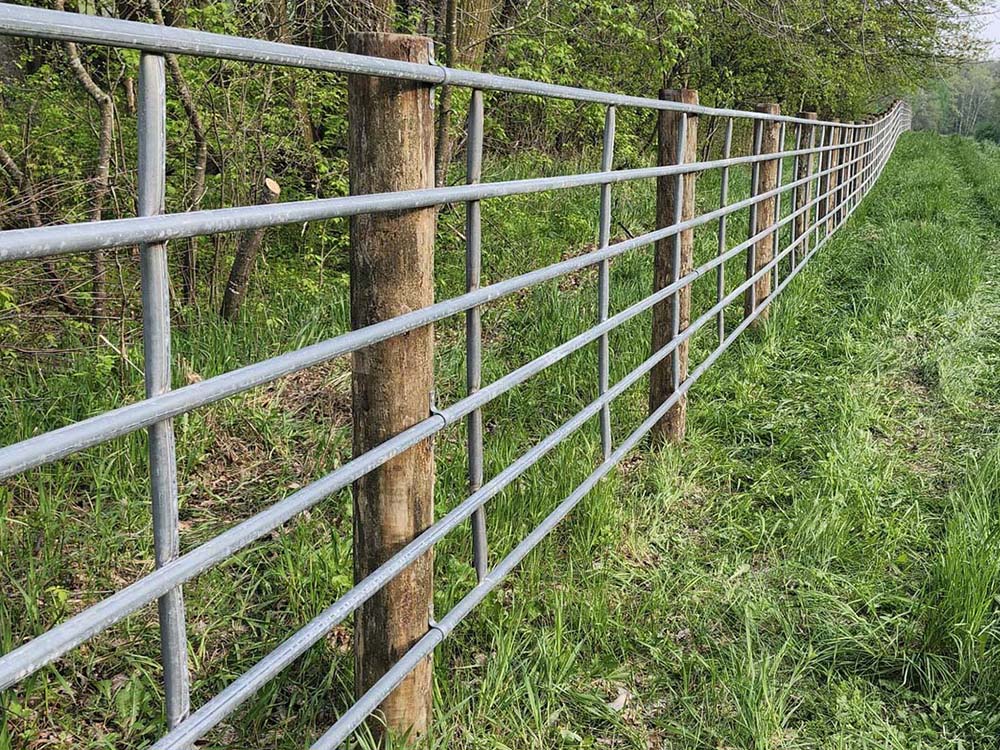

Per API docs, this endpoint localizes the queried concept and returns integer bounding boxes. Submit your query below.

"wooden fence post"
[650,88,698,444]
[347,32,435,743]
[823,120,842,232]
[847,121,861,212]
[863,118,874,189]
[792,111,817,268]
[744,103,780,326]
[836,125,852,224]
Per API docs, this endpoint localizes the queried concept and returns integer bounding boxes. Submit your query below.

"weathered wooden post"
[650,88,698,444]
[824,120,842,232]
[791,111,817,267]
[847,122,861,212]
[347,32,435,742]
[744,103,780,326]
[833,121,850,225]
[862,117,874,192]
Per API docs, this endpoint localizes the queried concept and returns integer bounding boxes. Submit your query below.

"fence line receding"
[0,5,912,747]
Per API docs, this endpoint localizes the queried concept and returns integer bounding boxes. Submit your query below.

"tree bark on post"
[791,112,817,268]
[347,32,436,744]
[650,88,698,444]
[220,177,281,321]
[744,103,780,326]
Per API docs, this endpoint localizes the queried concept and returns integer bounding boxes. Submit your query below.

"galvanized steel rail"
[0,4,911,747]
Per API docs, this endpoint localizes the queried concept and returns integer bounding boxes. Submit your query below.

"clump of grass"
[919,448,1000,688]
[717,625,806,750]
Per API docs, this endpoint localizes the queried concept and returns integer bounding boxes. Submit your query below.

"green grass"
[3,131,1000,749]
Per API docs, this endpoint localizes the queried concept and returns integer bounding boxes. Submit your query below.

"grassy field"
[3,130,1000,749]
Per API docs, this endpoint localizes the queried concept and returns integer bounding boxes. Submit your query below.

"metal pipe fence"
[0,5,911,746]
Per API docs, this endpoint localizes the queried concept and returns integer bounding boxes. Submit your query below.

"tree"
[434,0,496,185]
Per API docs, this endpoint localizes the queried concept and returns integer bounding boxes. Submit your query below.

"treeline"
[911,61,1000,142]
[0,0,983,323]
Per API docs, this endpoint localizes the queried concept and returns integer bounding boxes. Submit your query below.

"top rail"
[0,5,872,128]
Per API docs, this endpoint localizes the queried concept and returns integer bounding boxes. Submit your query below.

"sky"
[976,3,1000,57]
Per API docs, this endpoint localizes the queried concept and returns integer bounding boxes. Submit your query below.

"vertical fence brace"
[858,120,869,196]
[771,121,787,290]
[716,117,734,345]
[138,52,192,732]
[466,89,488,582]
[597,106,616,459]
[817,123,831,233]
[865,118,875,187]
[347,32,436,743]
[810,124,827,252]
[650,88,698,444]
[791,112,817,269]
[744,102,780,327]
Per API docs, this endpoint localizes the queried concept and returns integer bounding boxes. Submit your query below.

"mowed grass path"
[3,131,1000,749]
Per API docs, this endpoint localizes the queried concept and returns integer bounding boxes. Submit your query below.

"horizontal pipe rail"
[0,5,882,128]
[0,128,886,262]
[0,130,888,481]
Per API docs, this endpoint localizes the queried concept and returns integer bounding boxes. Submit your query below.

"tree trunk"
[56,0,113,323]
[434,0,458,187]
[0,144,76,313]
[220,178,281,321]
[273,0,320,194]
[433,0,495,185]
[146,0,209,306]
[0,33,19,82]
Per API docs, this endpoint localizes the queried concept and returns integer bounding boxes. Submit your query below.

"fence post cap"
[659,88,699,105]
[797,111,818,120]
[755,102,780,115]
[346,31,434,60]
